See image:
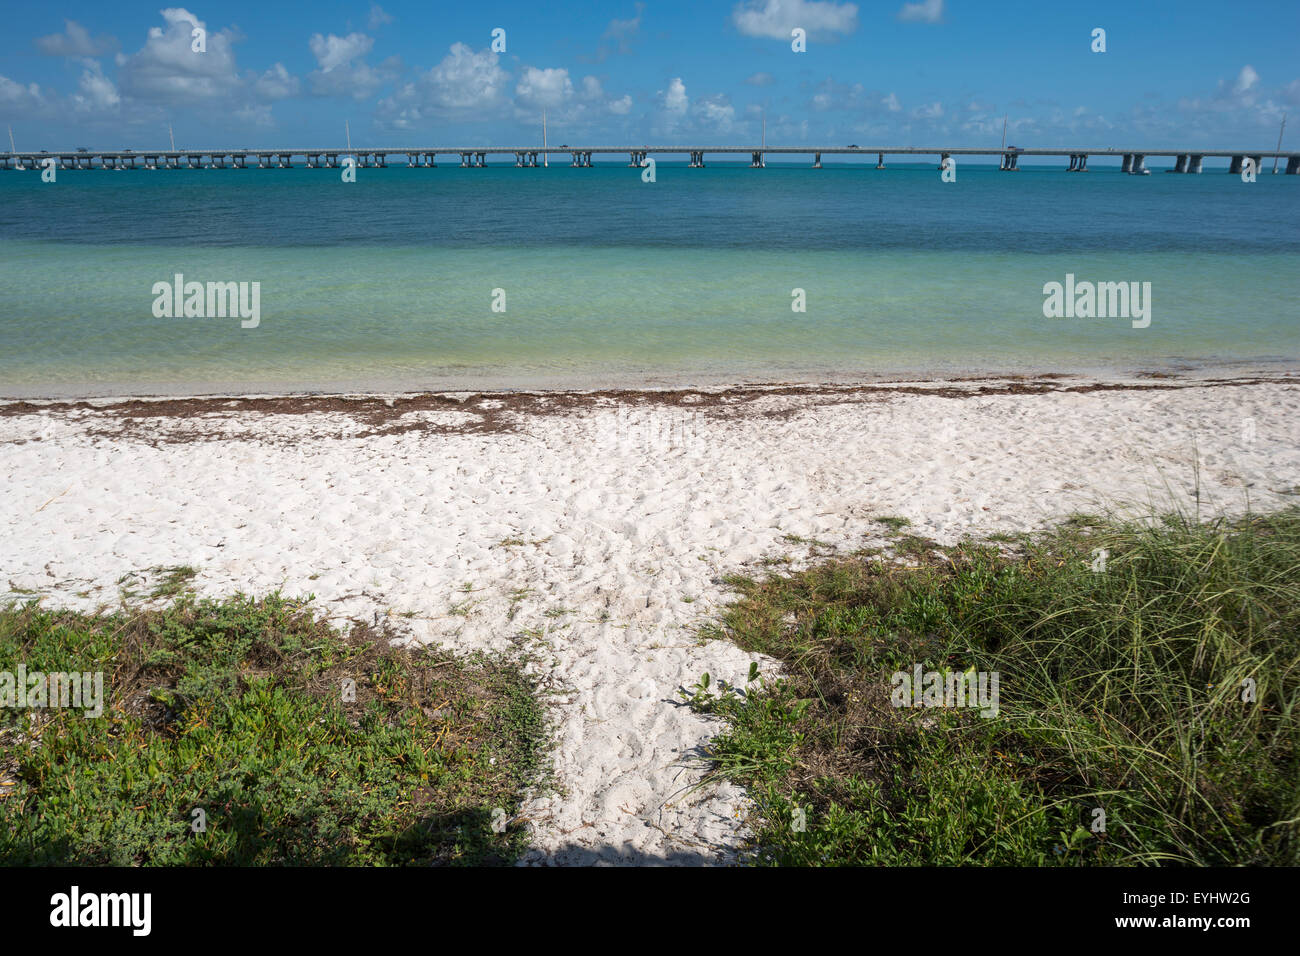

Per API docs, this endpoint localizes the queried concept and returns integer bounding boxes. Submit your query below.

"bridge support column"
[1121,154,1133,174]
[628,150,645,166]
[1000,152,1018,171]
[1173,154,1188,173]
[1251,156,1262,175]
[424,152,436,167]
[1131,154,1145,174]
[476,152,486,167]
[938,152,950,170]
[876,152,885,169]
[1188,154,1203,174]
[812,152,821,168]
[1287,156,1300,174]
[1077,153,1088,172]
[1229,155,1243,174]
[750,151,764,168]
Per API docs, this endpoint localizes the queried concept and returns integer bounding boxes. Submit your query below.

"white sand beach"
[2,374,1298,864]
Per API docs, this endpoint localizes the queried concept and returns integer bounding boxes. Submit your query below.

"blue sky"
[2,1,1297,151]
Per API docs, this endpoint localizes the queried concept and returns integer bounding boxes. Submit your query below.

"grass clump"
[0,593,545,866]
[692,507,1300,866]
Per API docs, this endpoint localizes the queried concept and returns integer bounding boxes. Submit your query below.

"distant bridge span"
[3,145,1297,174]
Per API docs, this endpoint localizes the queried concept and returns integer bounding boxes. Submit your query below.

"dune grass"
[0,593,546,866]
[691,507,1300,866]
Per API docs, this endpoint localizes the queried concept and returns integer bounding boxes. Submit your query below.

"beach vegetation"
[691,507,1300,866]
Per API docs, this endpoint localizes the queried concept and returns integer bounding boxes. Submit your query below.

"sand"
[2,374,1298,864]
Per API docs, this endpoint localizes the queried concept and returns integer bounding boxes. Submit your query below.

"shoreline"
[3,356,1299,404]
[4,366,1298,415]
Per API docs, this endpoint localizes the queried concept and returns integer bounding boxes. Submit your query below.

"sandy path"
[2,376,1297,864]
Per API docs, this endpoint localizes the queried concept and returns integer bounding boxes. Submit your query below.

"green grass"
[0,593,546,866]
[690,507,1300,866]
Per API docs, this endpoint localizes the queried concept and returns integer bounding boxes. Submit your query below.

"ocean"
[1,160,1297,396]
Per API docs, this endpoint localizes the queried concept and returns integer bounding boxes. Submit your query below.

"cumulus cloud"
[72,60,121,112]
[732,0,858,40]
[374,43,509,129]
[693,93,737,132]
[117,8,241,102]
[662,76,688,114]
[307,33,396,99]
[367,4,394,30]
[516,66,575,110]
[423,43,509,110]
[309,33,372,73]
[254,62,299,100]
[36,20,118,57]
[897,0,944,24]
[0,75,49,111]
[1233,65,1259,95]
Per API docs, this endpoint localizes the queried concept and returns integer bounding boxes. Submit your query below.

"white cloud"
[425,44,509,110]
[0,75,49,110]
[36,20,117,57]
[693,93,736,132]
[117,8,241,102]
[254,63,299,100]
[883,92,901,112]
[608,94,633,115]
[307,33,396,100]
[603,3,645,45]
[912,100,943,118]
[374,43,508,128]
[732,0,858,40]
[516,66,575,110]
[309,33,373,73]
[72,60,121,112]
[1233,65,1259,95]
[745,72,775,86]
[897,0,944,24]
[368,4,394,30]
[662,76,688,113]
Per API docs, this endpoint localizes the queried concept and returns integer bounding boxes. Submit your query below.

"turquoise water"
[1,162,1297,395]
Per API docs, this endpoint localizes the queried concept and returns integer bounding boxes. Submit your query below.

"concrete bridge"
[2,145,1297,174]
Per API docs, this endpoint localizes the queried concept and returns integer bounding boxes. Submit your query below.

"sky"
[1,1,1297,152]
